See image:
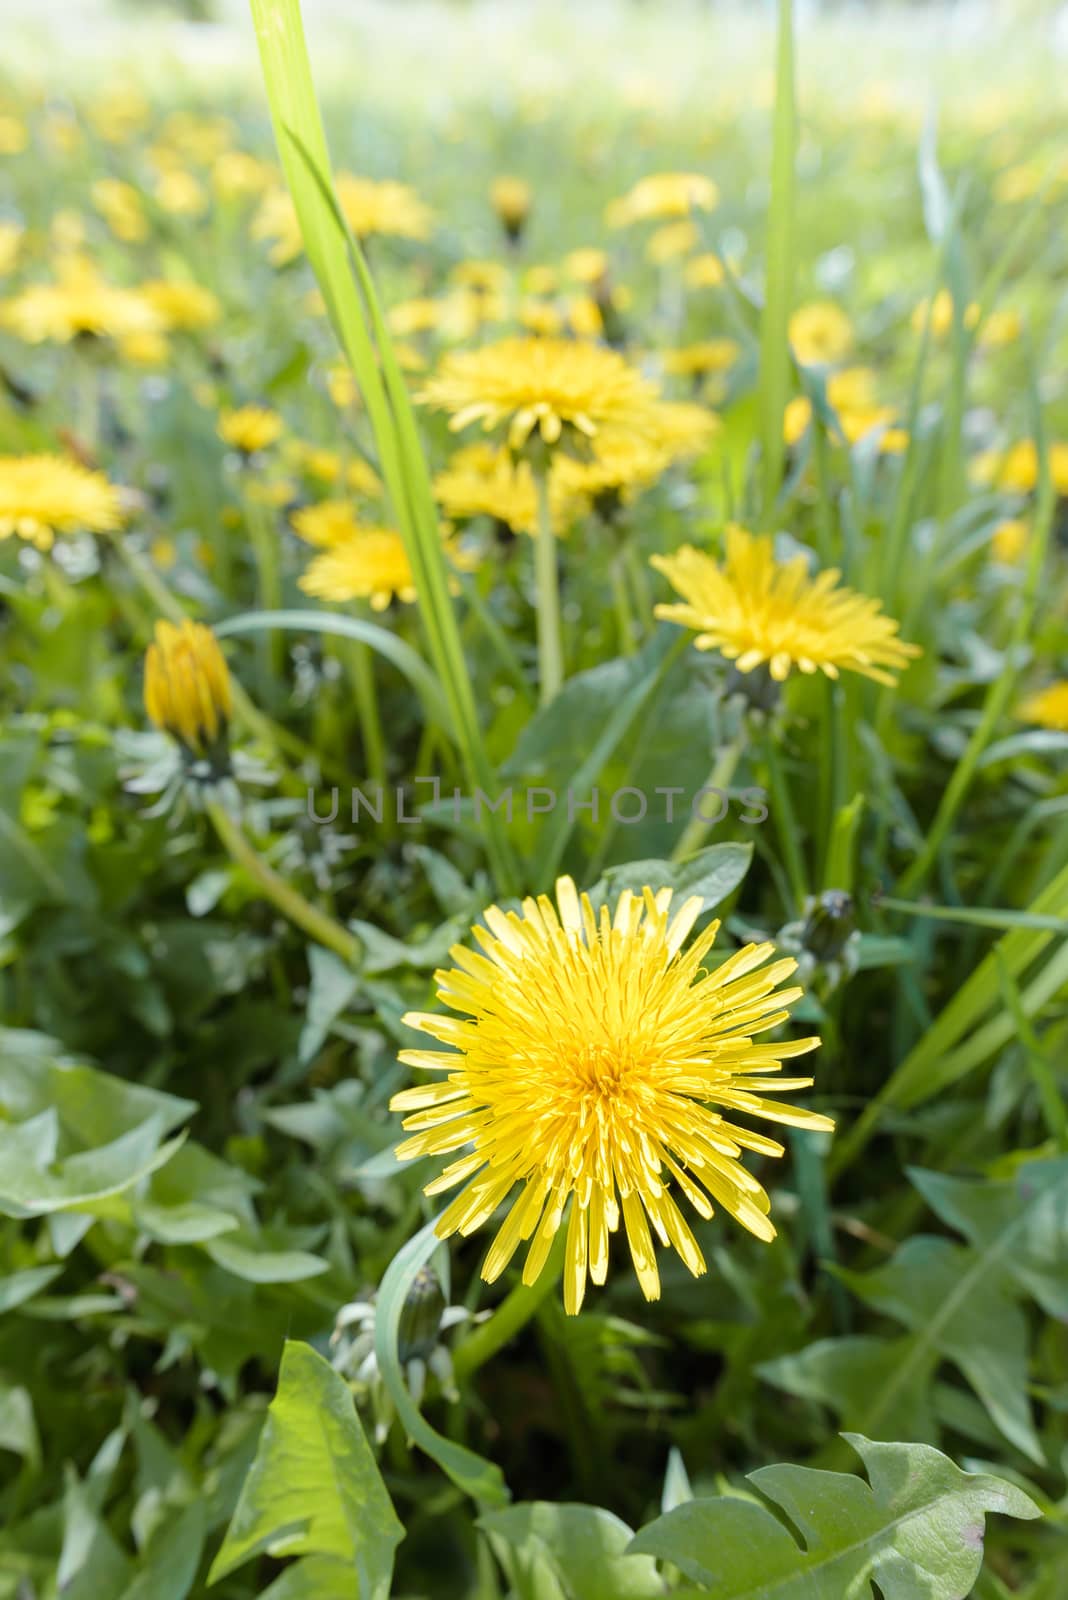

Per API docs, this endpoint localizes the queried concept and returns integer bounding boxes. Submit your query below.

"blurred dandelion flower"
[2,256,162,344]
[606,172,718,227]
[418,335,659,452]
[254,174,432,266]
[788,301,854,366]
[652,526,919,685]
[662,340,740,379]
[218,405,284,455]
[992,518,1028,563]
[391,874,829,1314]
[142,279,221,332]
[144,619,233,756]
[0,454,124,550]
[299,526,418,609]
[91,177,148,242]
[434,443,582,537]
[490,175,532,242]
[972,440,1068,497]
[1018,682,1068,731]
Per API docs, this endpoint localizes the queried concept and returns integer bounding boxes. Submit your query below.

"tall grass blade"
[758,0,797,526]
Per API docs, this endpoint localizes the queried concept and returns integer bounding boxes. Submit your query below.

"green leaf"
[298,944,360,1065]
[0,1111,184,1220]
[118,1501,205,1600]
[759,1336,936,1444]
[374,1216,510,1507]
[0,1384,40,1468]
[203,1230,330,1284]
[480,1503,664,1600]
[216,610,452,734]
[0,1263,62,1311]
[208,1341,403,1598]
[627,1434,1040,1598]
[599,843,753,914]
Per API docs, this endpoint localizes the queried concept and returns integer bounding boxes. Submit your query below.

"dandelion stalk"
[243,492,285,680]
[533,467,564,704]
[206,799,359,967]
[670,728,747,862]
[609,551,636,656]
[343,629,388,798]
[764,729,808,913]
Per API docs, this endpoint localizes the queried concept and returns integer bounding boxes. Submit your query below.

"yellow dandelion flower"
[606,172,719,228]
[91,177,148,243]
[0,454,125,550]
[646,220,700,264]
[287,442,381,497]
[119,330,170,367]
[518,298,565,337]
[651,525,920,685]
[212,150,275,201]
[299,526,418,610]
[979,308,1022,349]
[911,290,979,340]
[290,498,362,548]
[788,302,854,367]
[388,297,446,336]
[1018,682,1068,732]
[254,175,432,266]
[2,257,162,345]
[564,248,610,284]
[523,265,559,296]
[684,253,726,290]
[784,396,813,446]
[992,518,1028,563]
[450,259,511,295]
[218,405,284,455]
[418,335,660,452]
[391,874,829,1314]
[142,279,221,332]
[154,169,208,218]
[144,619,233,754]
[490,175,532,240]
[662,340,740,378]
[567,294,604,339]
[434,443,582,537]
[973,440,1068,497]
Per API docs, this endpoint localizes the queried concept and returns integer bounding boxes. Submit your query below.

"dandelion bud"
[490,176,532,244]
[397,1264,447,1364]
[801,891,857,964]
[143,619,233,756]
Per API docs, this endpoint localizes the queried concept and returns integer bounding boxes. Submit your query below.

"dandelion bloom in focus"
[0,454,125,550]
[144,620,233,755]
[1018,682,1068,732]
[652,525,920,684]
[418,335,658,451]
[391,875,829,1314]
[218,405,284,455]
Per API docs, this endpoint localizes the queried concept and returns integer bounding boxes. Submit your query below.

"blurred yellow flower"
[155,170,208,218]
[564,247,609,283]
[607,172,719,227]
[789,302,854,366]
[684,252,726,289]
[291,499,362,548]
[218,405,284,455]
[911,289,979,340]
[1018,682,1068,731]
[973,440,1068,496]
[652,525,920,685]
[391,873,827,1313]
[662,340,740,378]
[91,178,148,243]
[287,443,380,497]
[253,174,432,266]
[646,220,700,264]
[1,256,162,344]
[0,454,124,550]
[518,298,564,337]
[435,443,582,537]
[992,518,1028,563]
[142,279,221,331]
[299,526,418,609]
[0,116,27,155]
[144,619,233,755]
[0,222,23,277]
[212,150,275,201]
[490,175,532,240]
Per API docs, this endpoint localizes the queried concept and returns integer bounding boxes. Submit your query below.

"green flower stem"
[243,493,284,682]
[669,730,747,863]
[764,728,809,914]
[343,629,388,800]
[609,552,636,657]
[533,469,564,705]
[206,800,359,966]
[451,1228,567,1387]
[622,538,652,627]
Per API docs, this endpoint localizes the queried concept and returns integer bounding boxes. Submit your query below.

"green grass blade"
[758,0,797,526]
[247,0,517,895]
